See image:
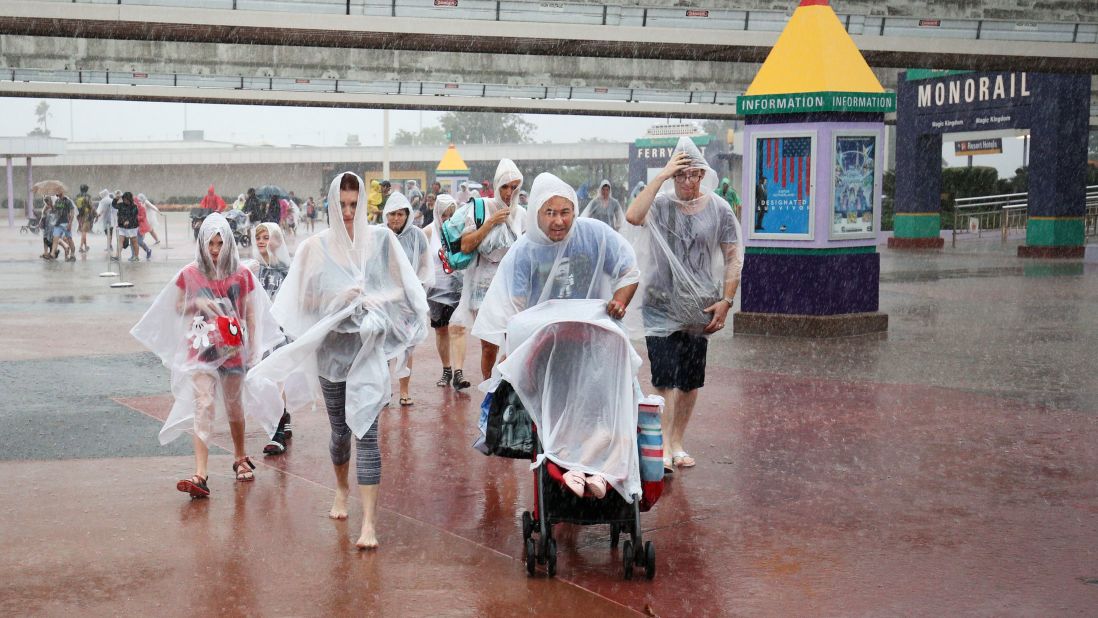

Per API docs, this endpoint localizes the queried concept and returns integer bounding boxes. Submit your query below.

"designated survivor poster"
[831,134,877,239]
[750,133,814,239]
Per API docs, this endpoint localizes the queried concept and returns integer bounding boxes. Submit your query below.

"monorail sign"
[900,70,1035,135]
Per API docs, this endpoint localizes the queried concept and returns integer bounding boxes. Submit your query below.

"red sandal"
[176,474,210,499]
[233,457,256,482]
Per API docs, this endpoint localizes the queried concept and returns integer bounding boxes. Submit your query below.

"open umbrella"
[32,180,67,196]
[255,185,286,201]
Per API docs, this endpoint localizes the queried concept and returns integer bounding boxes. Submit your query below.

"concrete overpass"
[1,0,1095,117]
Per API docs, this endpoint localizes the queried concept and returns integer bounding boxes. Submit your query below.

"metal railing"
[28,0,1098,45]
[1,67,740,107]
[952,185,1098,247]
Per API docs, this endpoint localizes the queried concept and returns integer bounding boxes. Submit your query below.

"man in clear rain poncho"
[473,172,642,500]
[423,194,473,390]
[580,179,624,231]
[625,136,743,472]
[247,171,428,549]
[131,213,284,498]
[382,191,435,406]
[452,158,526,379]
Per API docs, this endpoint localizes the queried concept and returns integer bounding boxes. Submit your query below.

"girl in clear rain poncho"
[451,158,526,380]
[131,213,283,498]
[243,222,298,455]
[624,136,744,472]
[246,172,428,549]
[383,192,435,406]
[423,194,472,390]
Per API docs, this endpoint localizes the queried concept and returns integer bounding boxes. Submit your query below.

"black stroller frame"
[521,436,656,580]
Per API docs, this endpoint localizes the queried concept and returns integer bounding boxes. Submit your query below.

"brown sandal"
[233,457,256,482]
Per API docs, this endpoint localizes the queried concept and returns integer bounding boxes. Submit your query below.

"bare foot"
[329,488,349,520]
[355,527,379,550]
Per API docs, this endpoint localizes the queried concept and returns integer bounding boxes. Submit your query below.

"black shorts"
[429,300,456,329]
[646,331,708,392]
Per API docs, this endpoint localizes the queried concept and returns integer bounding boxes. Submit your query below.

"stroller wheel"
[525,538,536,576]
[546,538,557,578]
[610,523,620,548]
[522,511,534,541]
[622,540,634,580]
[644,541,656,580]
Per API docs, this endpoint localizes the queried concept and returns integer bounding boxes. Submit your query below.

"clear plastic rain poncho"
[580,179,624,230]
[471,172,639,348]
[496,299,642,501]
[243,222,293,299]
[382,192,435,289]
[425,194,463,307]
[131,213,284,445]
[246,172,429,439]
[451,159,526,328]
[137,193,160,229]
[626,137,744,338]
[95,190,116,232]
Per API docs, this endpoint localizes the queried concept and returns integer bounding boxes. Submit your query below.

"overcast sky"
[0,97,1030,178]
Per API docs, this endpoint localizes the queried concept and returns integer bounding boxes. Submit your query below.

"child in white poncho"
[131,213,283,498]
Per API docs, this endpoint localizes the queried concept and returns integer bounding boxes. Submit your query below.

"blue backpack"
[438,198,486,274]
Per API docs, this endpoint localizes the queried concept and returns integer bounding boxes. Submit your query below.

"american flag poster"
[831,135,877,239]
[751,134,814,239]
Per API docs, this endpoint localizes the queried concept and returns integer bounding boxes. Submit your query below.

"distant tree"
[28,100,51,137]
[393,126,448,146]
[439,112,536,144]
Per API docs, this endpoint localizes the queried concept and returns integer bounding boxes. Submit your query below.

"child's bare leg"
[223,373,247,460]
[480,340,498,381]
[450,325,466,372]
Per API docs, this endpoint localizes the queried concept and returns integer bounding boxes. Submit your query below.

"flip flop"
[663,456,675,474]
[399,397,414,407]
[672,452,696,468]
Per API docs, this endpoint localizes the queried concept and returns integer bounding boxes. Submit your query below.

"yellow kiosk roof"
[435,143,470,175]
[746,0,884,96]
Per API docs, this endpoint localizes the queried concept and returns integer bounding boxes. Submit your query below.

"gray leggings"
[319,378,381,486]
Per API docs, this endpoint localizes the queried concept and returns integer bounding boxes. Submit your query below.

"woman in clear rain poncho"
[382,192,435,406]
[131,213,283,498]
[624,136,743,472]
[95,189,116,252]
[452,158,526,379]
[422,194,472,390]
[246,172,428,549]
[137,193,162,245]
[580,179,624,231]
[242,222,299,455]
[471,172,640,350]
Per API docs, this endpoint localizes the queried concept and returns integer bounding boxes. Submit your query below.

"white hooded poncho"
[451,158,527,328]
[137,193,161,229]
[471,172,639,348]
[425,194,463,307]
[626,137,744,338]
[243,222,293,300]
[382,192,435,289]
[246,172,429,439]
[95,190,116,232]
[496,299,642,501]
[130,213,284,445]
[580,179,624,231]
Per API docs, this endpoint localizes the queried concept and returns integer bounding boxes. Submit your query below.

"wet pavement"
[2,216,1097,616]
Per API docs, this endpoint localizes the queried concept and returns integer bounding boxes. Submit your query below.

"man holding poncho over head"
[625,136,743,473]
[246,171,428,549]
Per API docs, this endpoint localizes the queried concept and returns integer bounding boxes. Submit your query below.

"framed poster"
[748,131,816,240]
[830,132,878,240]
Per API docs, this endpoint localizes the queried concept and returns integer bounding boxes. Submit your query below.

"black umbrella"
[255,185,287,201]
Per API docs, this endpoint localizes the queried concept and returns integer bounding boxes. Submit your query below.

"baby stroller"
[190,207,213,240]
[484,300,663,580]
[20,215,41,235]
[224,209,251,246]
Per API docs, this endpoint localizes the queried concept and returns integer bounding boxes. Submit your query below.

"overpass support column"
[6,157,13,227]
[1019,74,1090,258]
[25,157,33,218]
